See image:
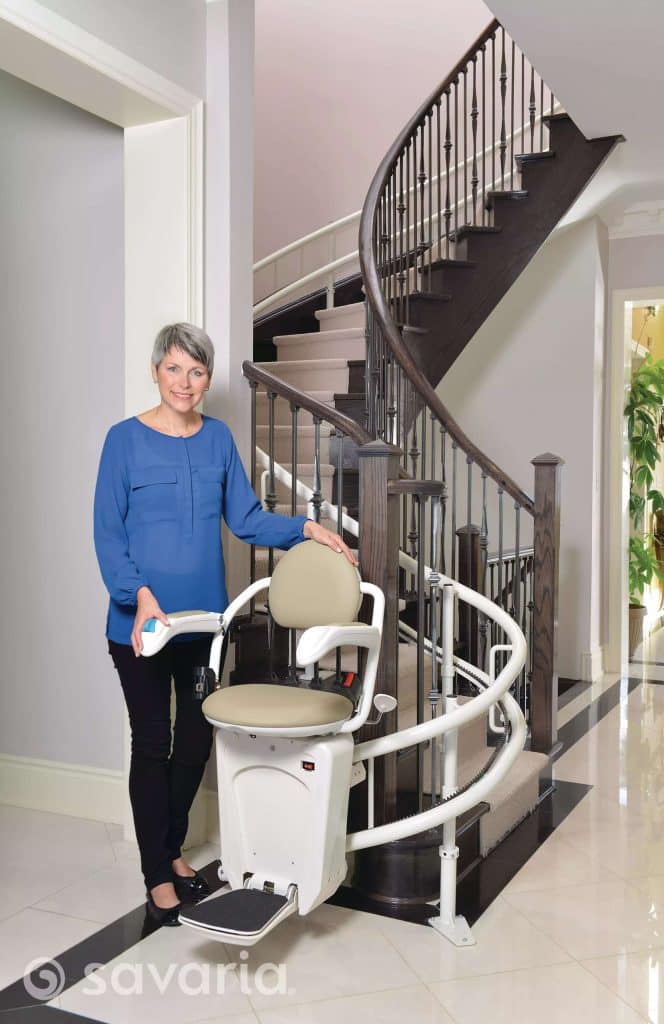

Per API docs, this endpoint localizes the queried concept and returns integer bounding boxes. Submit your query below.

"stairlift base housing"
[182,729,354,943]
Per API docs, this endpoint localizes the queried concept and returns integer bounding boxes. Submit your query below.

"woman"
[93,323,355,926]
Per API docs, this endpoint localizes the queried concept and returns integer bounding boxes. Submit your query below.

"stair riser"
[275,334,365,361]
[316,303,365,332]
[347,361,366,392]
[256,428,331,464]
[426,264,476,295]
[333,396,366,427]
[451,232,504,263]
[486,199,531,232]
[257,364,349,392]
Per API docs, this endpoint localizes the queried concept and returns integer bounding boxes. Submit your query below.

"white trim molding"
[609,201,664,241]
[580,645,604,683]
[0,0,200,125]
[606,288,664,675]
[0,1,206,843]
[0,753,127,825]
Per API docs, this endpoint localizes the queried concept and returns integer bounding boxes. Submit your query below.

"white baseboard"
[0,753,221,852]
[580,645,604,682]
[0,752,127,824]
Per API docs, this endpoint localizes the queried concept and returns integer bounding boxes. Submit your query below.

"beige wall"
[254,0,492,260]
[437,219,608,681]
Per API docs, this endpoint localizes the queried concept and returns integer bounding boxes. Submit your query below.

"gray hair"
[152,323,214,376]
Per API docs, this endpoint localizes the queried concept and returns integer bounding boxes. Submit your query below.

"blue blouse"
[93,414,308,644]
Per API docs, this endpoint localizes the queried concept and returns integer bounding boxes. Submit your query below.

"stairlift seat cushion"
[268,540,361,628]
[202,683,353,730]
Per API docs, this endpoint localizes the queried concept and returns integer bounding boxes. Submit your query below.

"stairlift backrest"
[268,539,361,628]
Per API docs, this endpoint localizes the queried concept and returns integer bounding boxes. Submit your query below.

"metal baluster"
[510,38,515,189]
[413,128,419,293]
[491,33,496,190]
[521,50,525,160]
[529,66,536,152]
[427,110,433,288]
[419,120,427,281]
[514,504,521,706]
[429,496,442,806]
[267,391,277,578]
[312,416,322,524]
[466,456,473,660]
[436,98,442,260]
[444,90,452,258]
[398,154,406,324]
[405,139,411,320]
[336,427,346,682]
[392,168,398,317]
[463,68,468,225]
[454,79,459,240]
[499,28,507,190]
[479,472,489,670]
[416,494,425,812]
[409,421,420,558]
[497,486,504,613]
[440,425,447,576]
[481,44,486,224]
[471,56,478,224]
[527,556,535,722]
[451,442,458,578]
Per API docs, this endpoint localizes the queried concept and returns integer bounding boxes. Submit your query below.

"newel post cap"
[531,452,565,466]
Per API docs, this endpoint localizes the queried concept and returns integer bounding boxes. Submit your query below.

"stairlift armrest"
[296,624,381,665]
[140,611,224,657]
[219,578,271,632]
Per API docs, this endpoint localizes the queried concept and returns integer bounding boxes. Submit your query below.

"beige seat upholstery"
[202,683,353,729]
[202,541,363,732]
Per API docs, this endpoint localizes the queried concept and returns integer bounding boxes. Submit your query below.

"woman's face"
[152,346,210,414]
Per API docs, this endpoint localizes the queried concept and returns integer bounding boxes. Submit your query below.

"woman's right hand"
[131,586,170,657]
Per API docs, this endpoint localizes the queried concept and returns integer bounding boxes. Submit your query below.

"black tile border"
[0,675,644,1018]
[557,679,591,710]
[554,676,641,760]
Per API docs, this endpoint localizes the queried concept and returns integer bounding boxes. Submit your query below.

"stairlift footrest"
[178,887,298,945]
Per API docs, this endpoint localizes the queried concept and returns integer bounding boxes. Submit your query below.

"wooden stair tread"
[514,149,556,166]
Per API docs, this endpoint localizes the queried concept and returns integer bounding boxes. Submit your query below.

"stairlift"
[140,540,387,946]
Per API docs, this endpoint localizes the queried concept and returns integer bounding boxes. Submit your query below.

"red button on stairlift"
[343,672,355,687]
[301,761,315,771]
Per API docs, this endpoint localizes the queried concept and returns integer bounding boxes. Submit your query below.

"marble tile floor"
[3,676,664,1021]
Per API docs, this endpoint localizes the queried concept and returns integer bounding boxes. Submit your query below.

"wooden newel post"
[456,524,481,663]
[530,453,564,755]
[358,439,402,824]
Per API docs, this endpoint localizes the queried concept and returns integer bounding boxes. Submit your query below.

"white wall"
[254,0,492,260]
[437,218,608,680]
[35,0,207,98]
[0,68,125,768]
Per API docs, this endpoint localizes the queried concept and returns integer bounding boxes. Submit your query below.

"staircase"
[240,17,623,909]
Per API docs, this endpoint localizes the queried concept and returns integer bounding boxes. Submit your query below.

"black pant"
[108,637,214,891]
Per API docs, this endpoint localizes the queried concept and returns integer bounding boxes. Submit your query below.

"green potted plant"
[625,354,664,657]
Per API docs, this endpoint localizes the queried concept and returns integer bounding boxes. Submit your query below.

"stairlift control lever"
[365,693,398,725]
[140,611,223,656]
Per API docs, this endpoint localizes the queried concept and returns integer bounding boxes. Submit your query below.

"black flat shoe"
[145,889,182,926]
[172,870,211,903]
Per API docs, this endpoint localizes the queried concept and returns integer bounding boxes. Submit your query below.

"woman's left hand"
[303,520,357,566]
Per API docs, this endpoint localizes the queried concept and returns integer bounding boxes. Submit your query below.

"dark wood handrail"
[243,360,373,447]
[359,17,536,517]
